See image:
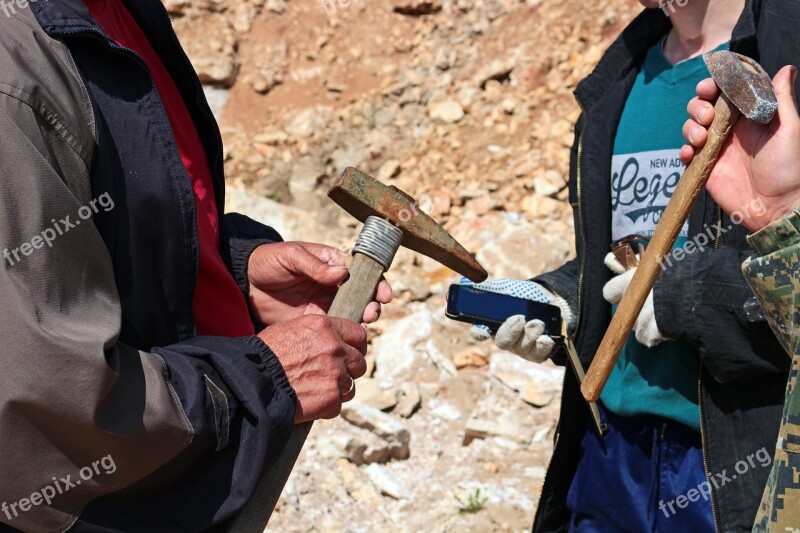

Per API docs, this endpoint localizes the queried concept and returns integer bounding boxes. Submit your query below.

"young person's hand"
[602,252,666,347]
[460,278,574,363]
[247,242,393,326]
[680,65,800,232]
[260,315,368,424]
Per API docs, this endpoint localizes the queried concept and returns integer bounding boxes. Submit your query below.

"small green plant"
[455,488,489,514]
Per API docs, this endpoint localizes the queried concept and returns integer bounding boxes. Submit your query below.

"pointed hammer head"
[329,167,488,282]
[704,51,777,124]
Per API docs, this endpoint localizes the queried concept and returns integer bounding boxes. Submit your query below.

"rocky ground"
[168,0,641,530]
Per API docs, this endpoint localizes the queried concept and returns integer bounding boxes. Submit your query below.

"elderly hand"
[248,242,393,326]
[260,315,368,424]
[680,65,800,232]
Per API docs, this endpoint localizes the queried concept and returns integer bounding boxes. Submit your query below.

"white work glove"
[460,278,574,363]
[602,251,667,347]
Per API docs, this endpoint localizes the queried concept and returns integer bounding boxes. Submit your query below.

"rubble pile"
[168,0,640,530]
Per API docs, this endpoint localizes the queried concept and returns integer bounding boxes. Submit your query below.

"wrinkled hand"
[260,315,368,424]
[602,252,665,348]
[680,65,800,232]
[248,242,393,326]
[461,278,573,363]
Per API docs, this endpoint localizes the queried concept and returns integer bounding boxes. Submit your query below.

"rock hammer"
[228,167,487,532]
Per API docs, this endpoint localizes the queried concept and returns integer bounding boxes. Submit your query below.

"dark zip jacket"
[0,1,297,531]
[532,2,800,531]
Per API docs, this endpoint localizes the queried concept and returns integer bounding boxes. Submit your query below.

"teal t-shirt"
[600,39,728,432]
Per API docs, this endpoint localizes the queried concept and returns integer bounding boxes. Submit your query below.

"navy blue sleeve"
[221,213,284,296]
[534,258,580,325]
[533,258,580,367]
[653,243,789,382]
[75,335,297,531]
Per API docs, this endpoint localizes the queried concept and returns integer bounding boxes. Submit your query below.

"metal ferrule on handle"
[353,216,405,270]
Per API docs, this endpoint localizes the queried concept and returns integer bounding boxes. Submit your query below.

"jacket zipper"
[61,7,227,227]
[702,200,722,531]
[573,104,588,338]
[153,3,228,222]
[698,365,721,533]
[53,26,201,339]
[55,27,152,77]
[713,205,724,250]
[537,104,588,505]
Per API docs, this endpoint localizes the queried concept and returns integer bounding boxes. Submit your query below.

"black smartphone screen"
[445,285,563,335]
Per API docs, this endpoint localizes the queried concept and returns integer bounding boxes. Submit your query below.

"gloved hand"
[602,251,667,347]
[460,278,574,363]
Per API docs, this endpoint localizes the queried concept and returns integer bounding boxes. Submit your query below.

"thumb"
[285,244,349,286]
[772,65,800,132]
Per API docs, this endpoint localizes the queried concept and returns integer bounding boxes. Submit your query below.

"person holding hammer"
[682,62,800,531]
[0,0,391,531]
[464,0,800,530]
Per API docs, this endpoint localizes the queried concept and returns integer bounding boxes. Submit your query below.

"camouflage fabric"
[744,210,800,532]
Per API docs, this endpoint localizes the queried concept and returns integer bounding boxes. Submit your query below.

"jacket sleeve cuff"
[533,275,578,332]
[223,213,284,295]
[231,238,274,295]
[653,270,695,340]
[239,335,297,405]
[747,209,800,257]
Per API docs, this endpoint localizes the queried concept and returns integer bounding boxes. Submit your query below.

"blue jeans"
[566,404,714,532]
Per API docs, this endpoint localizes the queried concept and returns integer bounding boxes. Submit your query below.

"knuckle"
[285,242,304,255]
[320,338,344,358]
[305,314,331,331]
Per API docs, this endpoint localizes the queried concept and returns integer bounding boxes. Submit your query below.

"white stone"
[224,186,340,243]
[372,311,433,381]
[354,378,399,411]
[428,100,465,123]
[341,402,410,460]
[364,464,411,500]
[284,106,331,138]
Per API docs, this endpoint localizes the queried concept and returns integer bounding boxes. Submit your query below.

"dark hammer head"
[704,51,777,124]
[329,167,488,282]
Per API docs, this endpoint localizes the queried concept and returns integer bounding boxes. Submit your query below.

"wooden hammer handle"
[226,252,386,533]
[581,93,740,402]
[328,254,387,322]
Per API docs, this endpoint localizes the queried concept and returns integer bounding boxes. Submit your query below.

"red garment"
[84,0,254,337]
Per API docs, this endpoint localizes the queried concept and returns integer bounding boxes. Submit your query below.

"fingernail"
[791,66,798,84]
[690,127,703,143]
[328,265,348,273]
[697,107,707,121]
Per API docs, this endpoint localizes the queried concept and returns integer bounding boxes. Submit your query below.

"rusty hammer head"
[328,167,488,282]
[704,51,777,124]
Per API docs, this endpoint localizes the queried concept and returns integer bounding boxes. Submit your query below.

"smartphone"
[445,284,563,335]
